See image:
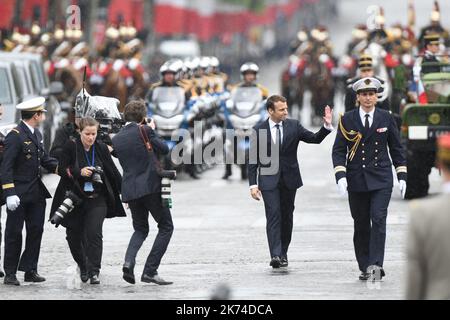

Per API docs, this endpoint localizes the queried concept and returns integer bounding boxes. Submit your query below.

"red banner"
[21,0,49,26]
[0,0,16,28]
[154,0,307,42]
[108,0,144,30]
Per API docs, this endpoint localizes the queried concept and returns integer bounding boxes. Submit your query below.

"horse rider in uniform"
[421,34,442,74]
[344,54,389,112]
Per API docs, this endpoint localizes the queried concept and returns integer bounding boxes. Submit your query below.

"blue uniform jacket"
[332,108,407,192]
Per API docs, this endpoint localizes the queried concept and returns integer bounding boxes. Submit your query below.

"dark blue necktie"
[364,114,370,133]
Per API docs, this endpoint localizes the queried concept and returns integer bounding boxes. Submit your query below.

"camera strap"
[138,125,164,175]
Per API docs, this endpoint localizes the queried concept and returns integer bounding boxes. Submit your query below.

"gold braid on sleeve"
[338,114,362,162]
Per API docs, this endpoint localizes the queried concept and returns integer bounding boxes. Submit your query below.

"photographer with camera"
[112,100,174,285]
[50,117,125,285]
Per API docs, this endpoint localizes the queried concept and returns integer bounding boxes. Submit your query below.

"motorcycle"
[147,86,190,170]
[224,86,267,179]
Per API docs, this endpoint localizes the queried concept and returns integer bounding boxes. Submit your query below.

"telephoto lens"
[50,191,82,227]
[160,170,176,208]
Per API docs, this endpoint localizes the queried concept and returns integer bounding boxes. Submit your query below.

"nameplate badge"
[376,127,388,133]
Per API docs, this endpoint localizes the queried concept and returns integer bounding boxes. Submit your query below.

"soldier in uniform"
[0,103,5,278]
[222,62,269,180]
[421,34,441,74]
[332,78,407,281]
[344,54,389,112]
[0,97,58,286]
[418,1,450,50]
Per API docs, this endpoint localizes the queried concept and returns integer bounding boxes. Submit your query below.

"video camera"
[75,88,125,136]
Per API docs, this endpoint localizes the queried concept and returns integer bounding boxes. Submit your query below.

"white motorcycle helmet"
[160,60,181,79]
[210,56,220,68]
[199,56,211,71]
[240,62,259,80]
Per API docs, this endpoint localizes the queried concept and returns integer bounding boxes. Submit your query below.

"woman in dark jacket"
[50,117,125,285]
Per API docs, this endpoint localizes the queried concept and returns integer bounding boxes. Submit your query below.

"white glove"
[6,195,21,211]
[399,180,407,199]
[337,178,348,197]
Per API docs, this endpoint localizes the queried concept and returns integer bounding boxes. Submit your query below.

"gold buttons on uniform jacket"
[362,150,365,154]
[363,165,366,168]
[375,142,378,145]
[375,150,378,153]
[362,158,366,161]
[375,164,378,167]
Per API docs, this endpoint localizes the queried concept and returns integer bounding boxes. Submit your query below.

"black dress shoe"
[24,271,46,283]
[280,258,288,267]
[4,274,20,286]
[90,274,100,285]
[122,263,135,284]
[222,172,231,180]
[269,256,281,268]
[0,269,4,278]
[79,267,89,283]
[141,274,173,285]
[359,272,370,281]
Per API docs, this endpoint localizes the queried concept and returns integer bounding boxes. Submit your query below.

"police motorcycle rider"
[222,62,269,180]
[146,60,199,179]
[208,57,228,94]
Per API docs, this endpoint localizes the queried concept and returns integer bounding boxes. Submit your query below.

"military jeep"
[401,62,450,199]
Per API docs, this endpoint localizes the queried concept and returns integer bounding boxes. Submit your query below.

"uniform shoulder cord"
[338,113,362,162]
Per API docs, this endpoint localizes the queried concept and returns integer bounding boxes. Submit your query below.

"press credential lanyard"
[84,145,95,192]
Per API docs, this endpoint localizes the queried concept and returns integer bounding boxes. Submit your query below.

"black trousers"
[0,206,3,267]
[261,181,297,259]
[3,199,46,275]
[125,193,174,276]
[348,188,392,272]
[66,196,107,276]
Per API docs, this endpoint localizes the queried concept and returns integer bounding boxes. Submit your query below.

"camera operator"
[50,117,125,285]
[112,100,174,285]
[50,108,113,162]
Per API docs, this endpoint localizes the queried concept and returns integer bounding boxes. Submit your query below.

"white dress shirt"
[359,108,375,128]
[268,118,283,144]
[22,120,35,134]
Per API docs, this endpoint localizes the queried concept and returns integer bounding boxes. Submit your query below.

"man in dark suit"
[332,77,407,281]
[0,97,58,286]
[112,100,174,285]
[248,95,333,268]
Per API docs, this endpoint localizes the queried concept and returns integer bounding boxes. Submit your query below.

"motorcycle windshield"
[231,87,263,117]
[152,87,186,117]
